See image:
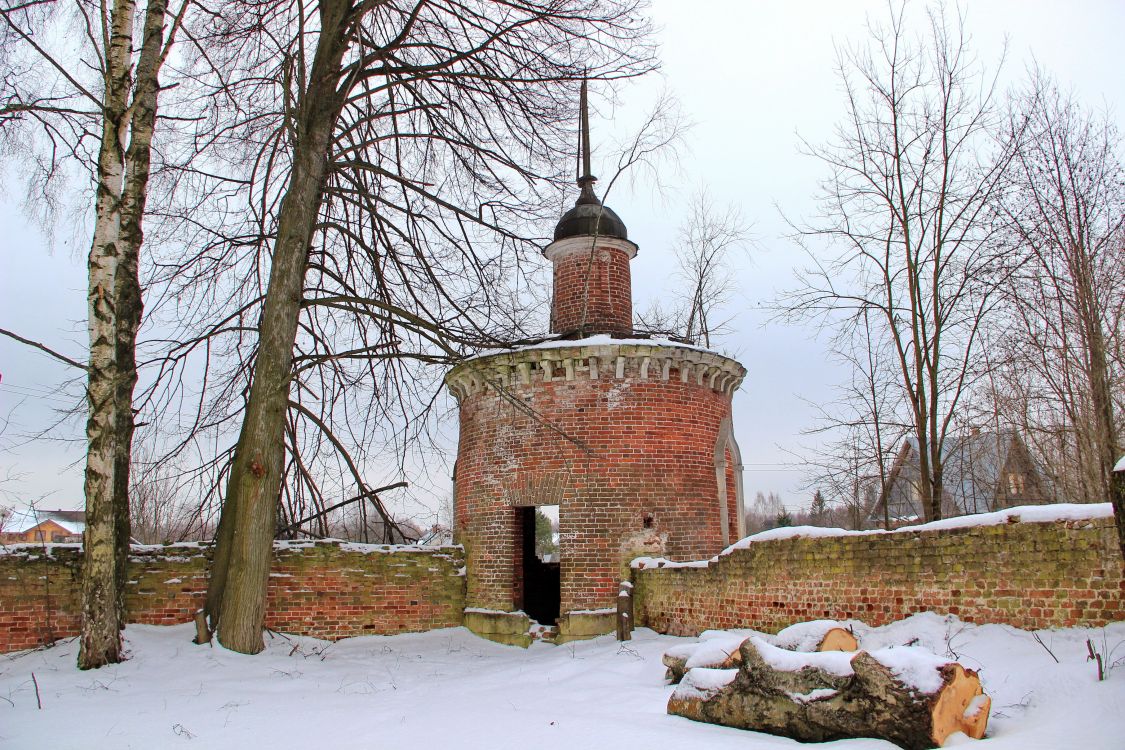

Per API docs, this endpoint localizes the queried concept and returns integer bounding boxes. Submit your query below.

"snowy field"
[2,613,1123,750]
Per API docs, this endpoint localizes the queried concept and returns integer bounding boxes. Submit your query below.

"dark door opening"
[520,505,560,625]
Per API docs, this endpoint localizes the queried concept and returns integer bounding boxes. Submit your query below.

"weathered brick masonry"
[633,516,1125,635]
[547,237,634,336]
[446,130,749,640]
[448,340,745,617]
[0,542,464,654]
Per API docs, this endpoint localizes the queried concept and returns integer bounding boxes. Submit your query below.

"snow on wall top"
[0,538,463,558]
[1115,454,1125,473]
[632,501,1114,570]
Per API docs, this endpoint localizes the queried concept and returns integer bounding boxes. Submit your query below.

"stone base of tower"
[463,608,532,647]
[461,607,617,647]
[555,610,617,643]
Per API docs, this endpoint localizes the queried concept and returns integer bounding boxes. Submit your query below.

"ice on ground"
[1,612,1123,749]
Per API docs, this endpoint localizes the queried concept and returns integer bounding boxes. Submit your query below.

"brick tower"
[447,83,747,644]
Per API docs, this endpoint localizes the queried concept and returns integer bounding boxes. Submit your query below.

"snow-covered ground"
[2,614,1123,749]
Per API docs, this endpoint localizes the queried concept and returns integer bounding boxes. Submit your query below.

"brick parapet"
[446,340,746,401]
[632,517,1125,635]
[0,542,465,654]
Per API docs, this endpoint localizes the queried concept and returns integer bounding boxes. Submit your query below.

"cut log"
[663,635,745,684]
[816,627,859,652]
[668,637,990,750]
[774,619,861,653]
[663,622,859,684]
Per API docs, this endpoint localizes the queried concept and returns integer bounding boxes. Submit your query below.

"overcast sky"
[1,0,1123,515]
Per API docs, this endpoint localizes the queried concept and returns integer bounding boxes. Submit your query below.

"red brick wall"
[0,542,465,654]
[452,344,743,615]
[633,516,1125,635]
[548,242,633,336]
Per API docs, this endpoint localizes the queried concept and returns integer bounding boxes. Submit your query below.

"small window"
[1007,473,1025,496]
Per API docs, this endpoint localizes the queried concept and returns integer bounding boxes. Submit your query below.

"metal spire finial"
[575,77,599,206]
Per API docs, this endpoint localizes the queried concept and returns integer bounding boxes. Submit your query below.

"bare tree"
[744,491,785,534]
[806,307,907,529]
[990,74,1124,553]
[783,2,1018,522]
[633,188,748,346]
[1,0,189,668]
[166,0,657,654]
[0,504,12,537]
[128,442,201,543]
[675,189,750,347]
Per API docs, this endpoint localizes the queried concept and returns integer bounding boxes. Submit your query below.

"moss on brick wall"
[265,542,465,638]
[633,518,1125,636]
[0,542,465,654]
[0,546,83,652]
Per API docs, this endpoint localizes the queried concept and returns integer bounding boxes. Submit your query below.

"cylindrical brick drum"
[447,341,746,629]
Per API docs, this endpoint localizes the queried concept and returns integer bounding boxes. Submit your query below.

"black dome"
[553,202,629,242]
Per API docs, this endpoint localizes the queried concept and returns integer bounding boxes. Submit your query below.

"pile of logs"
[664,621,989,750]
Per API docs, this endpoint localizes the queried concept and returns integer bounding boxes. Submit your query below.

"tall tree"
[676,190,749,348]
[783,3,1018,522]
[991,75,1124,551]
[182,0,656,654]
[1,0,187,668]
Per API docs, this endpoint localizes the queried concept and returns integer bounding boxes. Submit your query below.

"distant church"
[446,84,747,644]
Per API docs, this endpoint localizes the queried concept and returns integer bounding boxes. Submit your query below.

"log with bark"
[668,636,989,750]
[663,620,860,684]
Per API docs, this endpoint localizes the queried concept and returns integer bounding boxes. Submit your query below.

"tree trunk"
[79,0,137,671]
[208,0,350,655]
[1079,283,1119,503]
[1113,462,1125,563]
[669,637,990,750]
[916,439,938,523]
[113,0,171,630]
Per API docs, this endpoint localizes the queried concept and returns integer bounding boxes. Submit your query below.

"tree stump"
[668,637,989,750]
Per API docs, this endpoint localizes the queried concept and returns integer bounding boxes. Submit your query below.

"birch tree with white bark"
[0,0,189,668]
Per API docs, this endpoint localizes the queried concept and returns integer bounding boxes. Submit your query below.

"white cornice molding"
[543,235,638,262]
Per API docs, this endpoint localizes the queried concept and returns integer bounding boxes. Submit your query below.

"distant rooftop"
[4,508,85,535]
